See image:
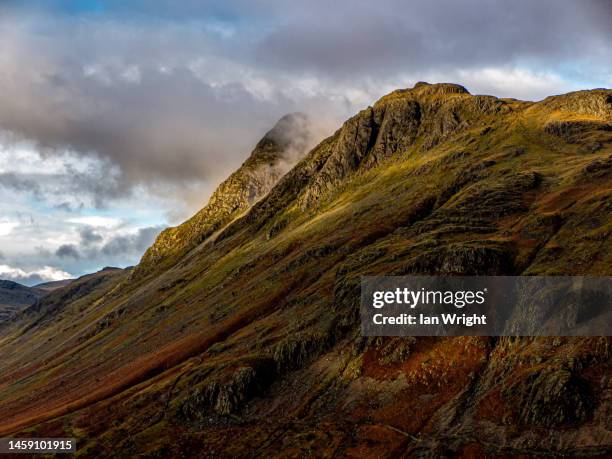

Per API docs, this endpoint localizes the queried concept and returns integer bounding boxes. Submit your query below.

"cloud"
[0,140,125,209]
[0,173,41,197]
[0,221,163,285]
[56,244,81,259]
[0,16,307,211]
[255,0,612,79]
[0,264,72,285]
[99,226,163,257]
[68,216,122,228]
[0,1,607,214]
[79,226,103,245]
[56,224,164,264]
[0,220,20,237]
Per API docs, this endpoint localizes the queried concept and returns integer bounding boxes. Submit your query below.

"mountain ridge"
[137,112,314,276]
[0,83,610,457]
[33,278,74,293]
[0,280,46,321]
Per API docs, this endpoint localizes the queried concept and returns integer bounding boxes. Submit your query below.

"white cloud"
[0,136,124,210]
[0,142,108,176]
[0,220,19,236]
[456,67,581,100]
[67,216,122,228]
[0,264,72,283]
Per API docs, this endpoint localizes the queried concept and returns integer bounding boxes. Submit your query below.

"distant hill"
[34,279,74,293]
[0,280,45,321]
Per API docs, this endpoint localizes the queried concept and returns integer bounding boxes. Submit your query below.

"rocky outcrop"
[137,113,315,275]
[179,359,276,418]
[299,82,509,208]
[503,366,593,427]
[539,89,612,122]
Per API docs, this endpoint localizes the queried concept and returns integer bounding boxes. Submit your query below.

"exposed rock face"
[539,89,612,121]
[137,113,314,275]
[0,83,610,457]
[289,83,506,208]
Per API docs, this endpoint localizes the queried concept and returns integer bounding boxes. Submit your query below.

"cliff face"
[137,112,314,275]
[0,84,610,457]
[300,83,506,208]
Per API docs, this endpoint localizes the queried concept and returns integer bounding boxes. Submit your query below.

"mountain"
[1,277,75,322]
[0,280,46,321]
[137,112,314,276]
[33,279,74,293]
[0,84,610,457]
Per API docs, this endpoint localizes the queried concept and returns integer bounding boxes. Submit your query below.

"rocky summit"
[0,83,610,457]
[137,112,314,276]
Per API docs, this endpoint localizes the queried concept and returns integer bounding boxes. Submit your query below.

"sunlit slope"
[0,83,610,457]
[137,112,313,277]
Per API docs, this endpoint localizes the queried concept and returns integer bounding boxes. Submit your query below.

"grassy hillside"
[0,83,610,457]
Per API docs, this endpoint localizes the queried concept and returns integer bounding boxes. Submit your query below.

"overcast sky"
[0,0,610,285]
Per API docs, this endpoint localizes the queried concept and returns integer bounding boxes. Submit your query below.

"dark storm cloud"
[0,36,282,203]
[0,0,610,210]
[58,225,163,260]
[18,0,604,78]
[256,0,612,77]
[79,226,103,246]
[100,226,162,257]
[0,13,295,208]
[56,244,81,259]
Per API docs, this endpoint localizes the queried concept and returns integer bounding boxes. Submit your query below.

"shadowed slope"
[0,281,46,321]
[33,279,74,293]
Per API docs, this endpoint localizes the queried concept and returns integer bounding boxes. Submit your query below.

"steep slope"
[137,112,314,276]
[0,83,610,457]
[0,280,45,321]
